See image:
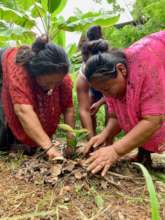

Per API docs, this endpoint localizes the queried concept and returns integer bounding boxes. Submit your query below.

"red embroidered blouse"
[2,48,73,146]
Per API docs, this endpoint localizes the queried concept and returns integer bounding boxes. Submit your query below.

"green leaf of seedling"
[58,124,75,134]
[74,128,89,136]
[67,137,77,149]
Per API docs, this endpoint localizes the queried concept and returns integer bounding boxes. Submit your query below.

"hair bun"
[32,34,49,53]
[88,39,109,54]
[87,26,102,41]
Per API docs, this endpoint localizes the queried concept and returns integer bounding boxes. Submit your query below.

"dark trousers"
[0,48,12,149]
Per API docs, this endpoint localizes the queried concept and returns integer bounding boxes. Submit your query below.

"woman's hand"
[90,100,102,116]
[46,141,62,159]
[85,146,120,176]
[83,133,107,155]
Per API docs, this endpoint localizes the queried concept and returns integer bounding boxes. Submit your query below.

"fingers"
[91,164,103,174]
[101,164,110,176]
[47,148,62,159]
[87,159,111,176]
[84,138,96,155]
[52,140,61,147]
[86,153,97,165]
[87,156,103,174]
[86,156,110,175]
[93,139,103,148]
[86,151,103,173]
[90,107,97,116]
[85,147,116,176]
[83,143,92,155]
[84,136,105,155]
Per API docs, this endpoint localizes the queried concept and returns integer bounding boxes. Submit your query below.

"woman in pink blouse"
[84,31,165,176]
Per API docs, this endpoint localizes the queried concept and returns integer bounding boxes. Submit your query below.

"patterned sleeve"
[59,74,73,113]
[7,49,33,105]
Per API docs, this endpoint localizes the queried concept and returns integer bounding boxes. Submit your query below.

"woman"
[76,26,108,138]
[0,35,74,158]
[84,31,165,176]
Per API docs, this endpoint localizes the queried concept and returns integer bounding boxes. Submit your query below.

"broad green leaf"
[134,163,160,220]
[44,0,67,14]
[49,15,64,37]
[14,0,36,11]
[53,30,66,47]
[28,2,46,18]
[66,43,77,58]
[52,0,67,17]
[63,11,101,24]
[0,20,35,41]
[48,0,60,13]
[0,5,35,28]
[95,195,104,208]
[58,124,74,133]
[0,0,14,9]
[59,13,119,32]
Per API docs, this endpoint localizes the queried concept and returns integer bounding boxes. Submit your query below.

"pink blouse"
[106,31,165,152]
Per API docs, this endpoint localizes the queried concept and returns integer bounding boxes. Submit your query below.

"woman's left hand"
[85,146,120,176]
[90,101,102,115]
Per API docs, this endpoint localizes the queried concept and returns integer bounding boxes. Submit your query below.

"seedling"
[58,124,89,158]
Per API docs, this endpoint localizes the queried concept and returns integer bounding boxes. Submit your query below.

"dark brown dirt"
[0,152,164,220]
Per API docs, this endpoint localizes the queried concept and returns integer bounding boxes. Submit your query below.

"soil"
[0,149,165,220]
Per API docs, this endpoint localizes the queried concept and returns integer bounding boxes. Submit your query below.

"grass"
[0,206,68,220]
[134,163,161,220]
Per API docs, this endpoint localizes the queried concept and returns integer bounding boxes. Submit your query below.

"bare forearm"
[97,97,106,106]
[80,109,94,137]
[64,107,75,128]
[14,105,51,149]
[113,117,163,156]
[102,117,121,141]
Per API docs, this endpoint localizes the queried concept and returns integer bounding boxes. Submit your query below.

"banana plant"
[0,0,120,47]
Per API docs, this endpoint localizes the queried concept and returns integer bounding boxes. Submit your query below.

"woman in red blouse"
[0,36,74,158]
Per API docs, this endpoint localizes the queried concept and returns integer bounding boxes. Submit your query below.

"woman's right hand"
[46,141,63,159]
[83,133,107,155]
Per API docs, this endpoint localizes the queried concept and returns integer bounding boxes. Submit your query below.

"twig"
[103,176,123,190]
[34,144,55,159]
[108,171,135,182]
[90,204,112,220]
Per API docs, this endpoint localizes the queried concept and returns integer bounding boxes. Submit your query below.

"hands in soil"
[85,146,120,176]
[47,141,63,159]
[83,133,107,155]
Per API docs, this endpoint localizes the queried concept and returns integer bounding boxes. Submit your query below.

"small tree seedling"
[58,124,89,158]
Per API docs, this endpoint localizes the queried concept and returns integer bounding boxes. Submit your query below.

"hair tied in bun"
[32,34,49,53]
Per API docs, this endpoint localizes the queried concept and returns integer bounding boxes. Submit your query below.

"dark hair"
[84,49,127,82]
[16,35,69,77]
[87,26,102,41]
[81,39,109,62]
